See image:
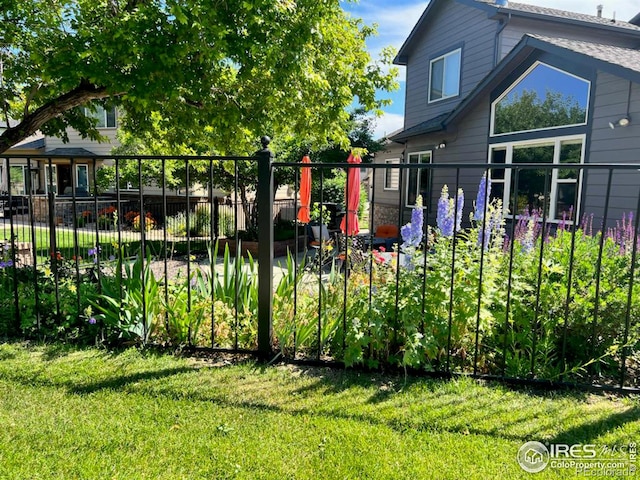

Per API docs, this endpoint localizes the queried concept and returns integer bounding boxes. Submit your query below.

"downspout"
[494,13,511,67]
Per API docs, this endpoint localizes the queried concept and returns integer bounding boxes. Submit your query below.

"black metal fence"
[1,150,640,392]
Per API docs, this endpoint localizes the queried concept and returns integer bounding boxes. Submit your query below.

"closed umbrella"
[340,153,361,236]
[297,155,311,223]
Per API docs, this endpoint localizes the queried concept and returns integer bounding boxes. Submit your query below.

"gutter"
[494,13,511,67]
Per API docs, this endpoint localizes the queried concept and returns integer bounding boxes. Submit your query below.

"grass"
[0,343,638,479]
[1,224,212,264]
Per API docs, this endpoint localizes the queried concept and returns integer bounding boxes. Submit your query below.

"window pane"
[512,145,553,215]
[556,183,576,220]
[493,63,589,135]
[406,153,430,206]
[106,107,116,128]
[9,166,25,195]
[491,182,504,204]
[430,58,444,101]
[559,141,581,179]
[443,50,461,97]
[491,148,506,180]
[77,165,89,191]
[384,160,399,190]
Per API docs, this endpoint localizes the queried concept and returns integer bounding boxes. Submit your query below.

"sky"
[342,0,640,138]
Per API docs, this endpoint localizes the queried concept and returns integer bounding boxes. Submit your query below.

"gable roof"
[395,0,640,65]
[447,34,640,126]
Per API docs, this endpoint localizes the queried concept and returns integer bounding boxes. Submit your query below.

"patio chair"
[372,224,399,251]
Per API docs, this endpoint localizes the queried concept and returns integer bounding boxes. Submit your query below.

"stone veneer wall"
[371,204,400,230]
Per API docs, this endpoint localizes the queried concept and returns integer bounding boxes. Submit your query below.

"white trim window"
[406,151,432,207]
[429,48,461,103]
[489,135,584,221]
[85,105,117,128]
[384,158,400,190]
[76,164,89,192]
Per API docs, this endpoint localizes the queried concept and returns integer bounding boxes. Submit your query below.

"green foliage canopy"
[0,0,398,154]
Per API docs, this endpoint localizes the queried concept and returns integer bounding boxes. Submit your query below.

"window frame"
[405,151,432,208]
[383,158,400,191]
[428,48,462,104]
[488,134,585,222]
[490,61,590,137]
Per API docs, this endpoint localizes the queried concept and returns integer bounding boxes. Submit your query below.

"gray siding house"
[375,0,640,228]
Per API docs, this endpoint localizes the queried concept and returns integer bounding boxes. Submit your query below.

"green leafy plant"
[93,248,161,344]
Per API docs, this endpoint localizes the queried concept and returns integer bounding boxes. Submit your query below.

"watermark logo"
[517,441,637,476]
[517,441,550,473]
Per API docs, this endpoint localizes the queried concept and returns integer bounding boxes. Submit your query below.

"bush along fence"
[1,147,640,392]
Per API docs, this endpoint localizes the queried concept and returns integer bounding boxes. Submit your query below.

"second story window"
[85,105,117,128]
[429,48,461,103]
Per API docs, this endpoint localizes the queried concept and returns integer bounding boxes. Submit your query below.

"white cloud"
[371,112,405,139]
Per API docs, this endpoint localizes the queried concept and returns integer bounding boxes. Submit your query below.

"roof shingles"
[476,0,640,32]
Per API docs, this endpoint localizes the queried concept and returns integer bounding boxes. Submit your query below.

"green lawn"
[0,343,638,479]
[1,225,211,263]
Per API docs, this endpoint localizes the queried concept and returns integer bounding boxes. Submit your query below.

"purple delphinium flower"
[401,196,424,249]
[474,174,491,222]
[88,247,97,256]
[455,188,464,232]
[437,185,455,238]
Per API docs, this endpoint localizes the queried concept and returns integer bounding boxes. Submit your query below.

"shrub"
[166,211,188,237]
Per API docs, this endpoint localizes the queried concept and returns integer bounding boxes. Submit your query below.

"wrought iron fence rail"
[1,154,639,393]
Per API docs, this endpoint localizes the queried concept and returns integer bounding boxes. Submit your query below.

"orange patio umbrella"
[340,153,362,236]
[297,155,312,223]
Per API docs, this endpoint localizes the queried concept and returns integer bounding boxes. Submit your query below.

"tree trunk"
[0,80,113,154]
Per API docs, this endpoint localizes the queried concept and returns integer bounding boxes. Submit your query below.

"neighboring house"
[375,0,640,228]
[1,105,119,196]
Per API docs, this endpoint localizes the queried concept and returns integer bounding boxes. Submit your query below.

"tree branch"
[0,80,117,154]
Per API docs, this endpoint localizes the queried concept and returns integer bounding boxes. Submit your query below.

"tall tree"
[0,0,398,154]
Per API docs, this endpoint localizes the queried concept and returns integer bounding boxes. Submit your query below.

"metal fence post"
[256,136,274,358]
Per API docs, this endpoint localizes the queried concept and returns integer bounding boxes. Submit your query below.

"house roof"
[447,34,640,126]
[12,137,45,150]
[389,113,449,142]
[44,147,96,156]
[475,0,640,32]
[395,0,640,65]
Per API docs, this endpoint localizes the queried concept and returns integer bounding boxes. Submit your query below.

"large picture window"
[491,62,589,136]
[429,48,461,103]
[406,151,431,207]
[489,136,584,221]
